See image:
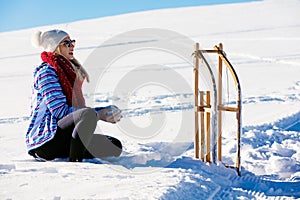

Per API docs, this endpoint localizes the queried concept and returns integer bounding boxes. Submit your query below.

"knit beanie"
[31,29,69,52]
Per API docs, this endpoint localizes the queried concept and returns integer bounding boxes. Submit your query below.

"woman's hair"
[54,47,90,83]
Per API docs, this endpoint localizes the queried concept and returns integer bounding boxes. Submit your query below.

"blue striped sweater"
[26,63,76,151]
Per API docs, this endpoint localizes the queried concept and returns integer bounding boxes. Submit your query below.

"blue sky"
[0,0,258,33]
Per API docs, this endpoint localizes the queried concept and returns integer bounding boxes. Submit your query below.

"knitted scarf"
[41,51,86,108]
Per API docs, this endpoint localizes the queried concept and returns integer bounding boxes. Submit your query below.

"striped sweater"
[26,63,76,151]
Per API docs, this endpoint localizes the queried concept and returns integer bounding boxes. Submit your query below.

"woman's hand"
[96,105,122,123]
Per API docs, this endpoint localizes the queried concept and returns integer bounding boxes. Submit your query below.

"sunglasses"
[60,39,76,47]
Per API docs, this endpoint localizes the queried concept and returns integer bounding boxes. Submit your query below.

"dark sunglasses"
[60,39,76,47]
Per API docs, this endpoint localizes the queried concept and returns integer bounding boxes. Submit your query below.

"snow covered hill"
[0,0,300,199]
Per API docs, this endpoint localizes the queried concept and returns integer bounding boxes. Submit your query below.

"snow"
[1,0,300,199]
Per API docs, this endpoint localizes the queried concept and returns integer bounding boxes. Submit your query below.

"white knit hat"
[31,29,69,52]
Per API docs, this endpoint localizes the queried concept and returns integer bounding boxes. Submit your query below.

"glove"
[95,105,122,123]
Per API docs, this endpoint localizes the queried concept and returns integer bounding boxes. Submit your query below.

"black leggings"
[30,108,122,161]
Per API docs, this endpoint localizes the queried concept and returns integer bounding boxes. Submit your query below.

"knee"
[82,108,97,126]
[74,108,97,139]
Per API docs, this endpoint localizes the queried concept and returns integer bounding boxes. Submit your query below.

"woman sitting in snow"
[26,29,122,162]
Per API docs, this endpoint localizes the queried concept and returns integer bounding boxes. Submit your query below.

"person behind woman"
[27,29,122,162]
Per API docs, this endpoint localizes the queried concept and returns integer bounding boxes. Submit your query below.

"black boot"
[69,137,85,162]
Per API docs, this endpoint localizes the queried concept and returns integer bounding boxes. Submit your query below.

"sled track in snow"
[243,111,300,133]
[0,116,29,124]
[229,52,300,67]
[207,165,298,199]
[161,157,300,199]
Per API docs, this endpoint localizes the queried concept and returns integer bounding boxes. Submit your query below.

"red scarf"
[41,51,85,108]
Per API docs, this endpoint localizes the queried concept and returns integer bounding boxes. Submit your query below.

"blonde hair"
[54,47,90,83]
[71,58,90,83]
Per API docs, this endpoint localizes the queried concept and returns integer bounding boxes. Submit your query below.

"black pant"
[30,108,122,161]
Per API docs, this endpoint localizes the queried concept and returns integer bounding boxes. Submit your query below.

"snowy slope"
[1,0,300,199]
